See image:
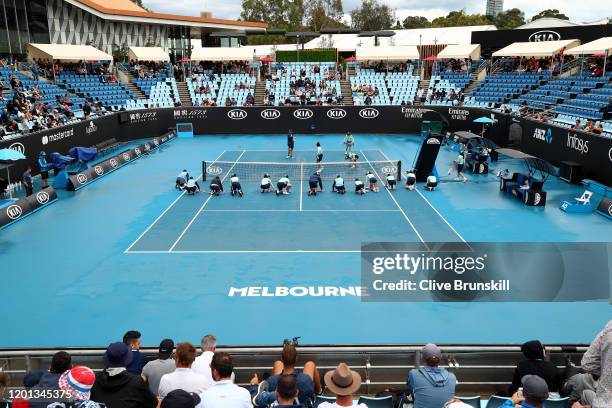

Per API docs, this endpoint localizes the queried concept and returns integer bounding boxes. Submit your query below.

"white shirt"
[318,403,367,408]
[261,177,272,186]
[334,177,344,187]
[197,380,251,408]
[230,176,240,184]
[427,175,437,184]
[355,180,364,187]
[186,179,198,188]
[158,367,208,398]
[279,177,290,184]
[191,351,215,390]
[317,146,323,155]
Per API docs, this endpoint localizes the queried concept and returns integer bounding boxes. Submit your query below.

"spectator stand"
[427,44,481,106]
[268,62,342,106]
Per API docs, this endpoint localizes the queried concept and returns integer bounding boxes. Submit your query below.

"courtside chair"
[314,395,336,407]
[458,395,482,408]
[485,396,512,408]
[357,395,394,407]
[543,398,570,408]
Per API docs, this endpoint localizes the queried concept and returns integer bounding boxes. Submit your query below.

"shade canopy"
[27,43,112,61]
[437,44,481,60]
[190,47,254,61]
[492,40,579,57]
[127,47,169,62]
[355,45,419,61]
[564,37,612,55]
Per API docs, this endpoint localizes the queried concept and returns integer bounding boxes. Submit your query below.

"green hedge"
[275,49,337,62]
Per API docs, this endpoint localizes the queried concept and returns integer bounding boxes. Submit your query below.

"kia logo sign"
[76,173,88,184]
[122,153,131,161]
[207,166,223,175]
[6,204,23,220]
[134,148,141,155]
[327,108,347,119]
[533,193,542,206]
[153,139,159,146]
[426,138,440,145]
[359,108,379,119]
[294,109,313,120]
[381,166,397,174]
[110,158,118,168]
[608,147,612,163]
[94,165,104,176]
[144,143,151,151]
[9,142,25,154]
[36,191,50,205]
[228,109,247,120]
[608,204,612,217]
[260,109,280,120]
[529,30,561,42]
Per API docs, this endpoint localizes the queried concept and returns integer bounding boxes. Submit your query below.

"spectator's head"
[210,352,233,381]
[58,366,96,401]
[200,334,216,352]
[159,339,174,360]
[0,370,9,396]
[160,390,201,408]
[276,374,298,405]
[421,343,442,367]
[122,330,142,350]
[103,342,133,369]
[50,351,72,374]
[521,375,549,406]
[521,340,545,360]
[174,342,196,368]
[281,343,298,368]
[324,363,361,398]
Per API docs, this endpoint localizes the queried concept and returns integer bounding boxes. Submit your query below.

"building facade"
[485,0,503,17]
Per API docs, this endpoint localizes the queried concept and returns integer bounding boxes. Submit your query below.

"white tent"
[356,45,419,61]
[27,43,112,61]
[492,39,580,57]
[190,47,254,61]
[564,37,612,55]
[128,47,169,62]
[236,45,274,58]
[437,44,481,60]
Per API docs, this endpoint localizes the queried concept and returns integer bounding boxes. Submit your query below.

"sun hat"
[103,342,133,368]
[323,363,362,396]
[58,366,96,400]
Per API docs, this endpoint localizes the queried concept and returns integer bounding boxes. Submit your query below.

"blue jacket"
[406,366,456,408]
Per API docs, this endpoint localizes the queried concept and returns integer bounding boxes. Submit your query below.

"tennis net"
[202,160,402,182]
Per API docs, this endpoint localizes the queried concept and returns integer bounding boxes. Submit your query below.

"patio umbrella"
[474,116,496,136]
[0,148,26,199]
[259,56,273,63]
[344,56,356,62]
[424,55,438,61]
[178,57,190,63]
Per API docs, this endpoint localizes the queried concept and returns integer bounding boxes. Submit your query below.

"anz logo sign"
[529,30,561,42]
[294,109,314,120]
[533,128,553,144]
[327,108,347,119]
[228,109,247,120]
[260,109,281,120]
[359,108,379,119]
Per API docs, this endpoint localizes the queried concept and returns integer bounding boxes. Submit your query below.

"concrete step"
[176,82,192,106]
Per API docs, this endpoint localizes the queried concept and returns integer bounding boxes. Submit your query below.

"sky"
[143,0,610,24]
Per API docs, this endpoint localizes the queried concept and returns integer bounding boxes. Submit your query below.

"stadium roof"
[128,47,170,62]
[69,0,267,30]
[26,43,112,61]
[190,47,254,61]
[517,18,581,29]
[356,45,419,61]
[564,37,612,55]
[437,44,481,59]
[492,39,580,57]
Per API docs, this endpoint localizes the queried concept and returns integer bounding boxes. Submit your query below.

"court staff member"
[405,170,416,190]
[261,174,273,193]
[209,176,223,196]
[386,173,396,190]
[315,142,323,164]
[366,171,379,192]
[343,132,354,159]
[307,171,323,196]
[186,177,201,195]
[332,175,346,194]
[22,166,33,196]
[424,173,437,191]
[176,169,189,189]
[38,151,50,188]
[230,174,243,197]
[276,175,291,195]
[287,130,295,159]
[355,178,366,195]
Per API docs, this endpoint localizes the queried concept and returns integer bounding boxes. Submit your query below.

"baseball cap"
[159,339,174,359]
[522,375,549,401]
[161,390,201,408]
[422,343,442,360]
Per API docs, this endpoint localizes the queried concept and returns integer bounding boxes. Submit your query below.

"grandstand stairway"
[463,74,481,95]
[415,78,430,105]
[254,80,266,106]
[176,82,192,107]
[340,79,353,105]
[126,82,146,100]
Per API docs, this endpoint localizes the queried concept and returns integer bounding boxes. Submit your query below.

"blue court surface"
[1,134,610,348]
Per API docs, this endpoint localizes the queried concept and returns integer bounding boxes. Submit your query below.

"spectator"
[571,119,585,131]
[198,352,251,408]
[91,342,157,408]
[26,351,71,391]
[404,344,456,408]
[272,374,303,407]
[22,166,33,196]
[508,340,561,396]
[56,366,101,408]
[563,371,598,407]
[192,335,217,389]
[578,320,611,408]
[142,338,176,395]
[158,342,207,398]
[252,343,322,407]
[0,370,9,408]
[123,330,149,374]
[502,375,550,408]
[161,390,201,408]
[318,363,366,408]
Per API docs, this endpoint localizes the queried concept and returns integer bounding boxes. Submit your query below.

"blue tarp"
[68,147,97,163]
[50,152,74,170]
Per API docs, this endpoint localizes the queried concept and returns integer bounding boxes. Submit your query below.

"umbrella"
[473,116,495,124]
[424,55,438,61]
[178,57,190,63]
[0,148,26,199]
[259,56,273,63]
[344,56,356,62]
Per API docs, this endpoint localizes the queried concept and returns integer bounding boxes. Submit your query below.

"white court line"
[126,249,453,254]
[360,150,429,249]
[201,209,400,212]
[124,150,227,253]
[168,150,246,252]
[377,149,469,245]
[299,164,303,211]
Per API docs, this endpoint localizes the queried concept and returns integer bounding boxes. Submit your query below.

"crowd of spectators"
[435,58,473,73]
[128,61,170,79]
[420,87,465,105]
[264,63,343,106]
[357,61,413,74]
[497,55,574,74]
[189,61,252,78]
[0,321,608,408]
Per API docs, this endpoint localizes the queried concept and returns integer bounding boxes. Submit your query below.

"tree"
[531,9,569,21]
[430,10,490,27]
[130,0,144,7]
[241,0,305,44]
[494,8,526,29]
[402,16,430,29]
[350,0,396,31]
[305,0,345,31]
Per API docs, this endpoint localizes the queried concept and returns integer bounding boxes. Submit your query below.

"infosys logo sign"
[293,109,313,119]
[359,108,379,119]
[567,132,589,154]
[260,109,280,120]
[327,108,347,119]
[227,109,247,120]
[533,128,553,144]
[529,30,561,42]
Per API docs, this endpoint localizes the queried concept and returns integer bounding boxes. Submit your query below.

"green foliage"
[430,10,490,27]
[306,0,345,31]
[402,16,430,29]
[531,9,570,21]
[350,0,395,31]
[494,8,526,29]
[275,49,337,62]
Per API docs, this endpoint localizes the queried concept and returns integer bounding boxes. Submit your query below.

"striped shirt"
[581,320,612,408]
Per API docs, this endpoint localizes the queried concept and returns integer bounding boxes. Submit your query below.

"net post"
[202,161,207,182]
[398,160,402,181]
